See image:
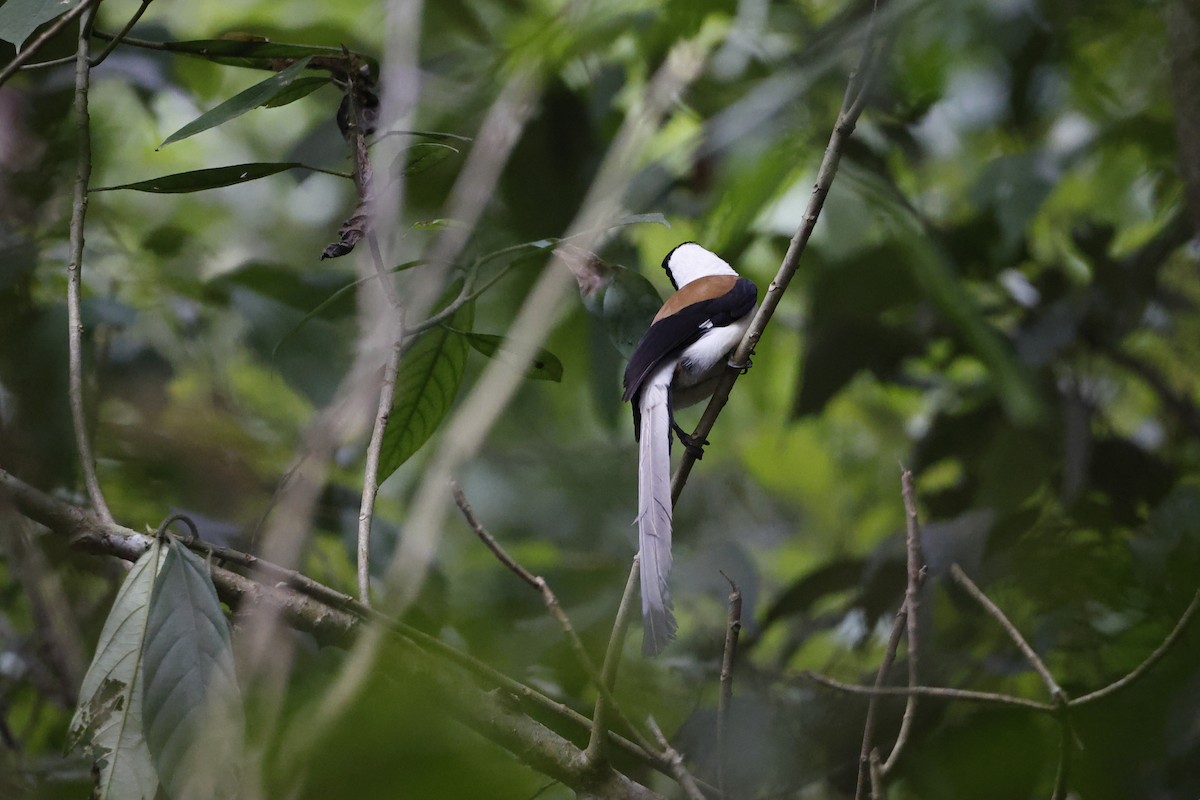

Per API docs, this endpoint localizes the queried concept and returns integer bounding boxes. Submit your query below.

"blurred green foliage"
[2,0,1200,798]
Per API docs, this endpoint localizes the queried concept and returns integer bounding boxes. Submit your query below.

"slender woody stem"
[65,4,113,525]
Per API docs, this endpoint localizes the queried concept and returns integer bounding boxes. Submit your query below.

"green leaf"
[147,39,376,73]
[0,0,80,48]
[92,162,311,193]
[461,332,563,381]
[142,541,244,800]
[68,540,165,800]
[262,76,330,108]
[160,57,314,148]
[377,291,475,481]
[583,265,662,358]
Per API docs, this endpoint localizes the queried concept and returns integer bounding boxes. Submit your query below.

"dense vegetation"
[1,0,1199,798]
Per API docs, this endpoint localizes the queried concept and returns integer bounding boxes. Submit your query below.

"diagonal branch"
[881,468,925,775]
[950,564,1064,701]
[671,0,892,505]
[451,481,658,756]
[1071,588,1200,707]
[717,572,743,800]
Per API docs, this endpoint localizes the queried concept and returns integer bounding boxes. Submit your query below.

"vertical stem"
[67,4,113,525]
[881,469,925,774]
[717,575,743,799]
[585,556,641,764]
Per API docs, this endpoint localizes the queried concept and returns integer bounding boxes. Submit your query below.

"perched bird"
[622,243,757,655]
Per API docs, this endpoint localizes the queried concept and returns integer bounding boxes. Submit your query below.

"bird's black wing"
[622,277,756,404]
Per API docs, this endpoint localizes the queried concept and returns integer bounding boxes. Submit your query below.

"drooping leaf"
[377,291,475,481]
[92,162,312,193]
[142,541,244,800]
[160,57,314,148]
[0,0,81,48]
[68,540,165,800]
[461,331,563,381]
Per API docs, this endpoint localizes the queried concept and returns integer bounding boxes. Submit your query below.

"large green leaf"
[0,0,80,48]
[92,162,311,193]
[68,540,165,800]
[142,541,243,800]
[377,294,475,481]
[586,265,662,357]
[461,331,563,382]
[160,57,314,148]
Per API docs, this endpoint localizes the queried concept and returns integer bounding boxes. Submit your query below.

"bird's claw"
[728,355,753,374]
[678,431,709,460]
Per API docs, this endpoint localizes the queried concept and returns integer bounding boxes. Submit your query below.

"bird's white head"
[661,242,738,289]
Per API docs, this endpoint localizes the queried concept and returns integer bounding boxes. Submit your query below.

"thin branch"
[670,0,891,505]
[62,2,114,525]
[1071,588,1200,706]
[356,333,400,606]
[451,481,658,755]
[717,572,743,800]
[868,748,884,800]
[799,671,1056,713]
[852,605,909,800]
[0,0,101,87]
[452,481,539,588]
[950,564,1064,701]
[647,716,706,800]
[89,0,154,67]
[1050,706,1070,800]
[354,59,405,606]
[586,556,641,765]
[881,468,925,775]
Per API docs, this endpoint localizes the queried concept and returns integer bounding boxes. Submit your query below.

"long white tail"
[637,381,676,655]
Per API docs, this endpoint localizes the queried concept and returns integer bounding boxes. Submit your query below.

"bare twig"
[799,671,1056,713]
[586,556,641,765]
[0,0,101,88]
[868,748,884,800]
[1071,588,1200,706]
[452,481,539,588]
[950,564,1064,701]
[1051,705,1071,800]
[62,2,114,526]
[717,572,743,800]
[671,0,891,505]
[87,0,155,67]
[880,468,925,775]
[356,334,400,606]
[451,481,657,755]
[647,716,706,800]
[852,605,909,800]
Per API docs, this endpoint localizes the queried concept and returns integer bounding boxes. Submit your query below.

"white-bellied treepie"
[622,242,757,655]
